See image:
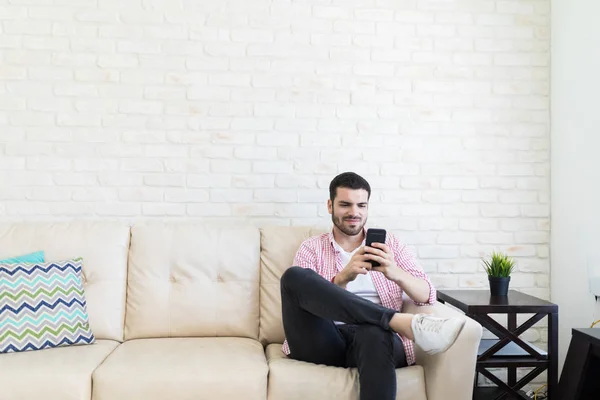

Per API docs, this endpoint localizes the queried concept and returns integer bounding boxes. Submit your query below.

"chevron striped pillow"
[0,258,96,353]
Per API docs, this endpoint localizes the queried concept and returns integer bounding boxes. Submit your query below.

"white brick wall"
[0,0,550,383]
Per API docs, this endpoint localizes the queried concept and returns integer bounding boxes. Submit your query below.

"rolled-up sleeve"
[391,235,436,306]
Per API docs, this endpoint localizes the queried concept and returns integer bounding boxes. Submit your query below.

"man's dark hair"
[329,172,371,201]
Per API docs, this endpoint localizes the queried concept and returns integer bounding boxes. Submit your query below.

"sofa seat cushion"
[93,337,268,400]
[265,344,427,400]
[0,339,119,400]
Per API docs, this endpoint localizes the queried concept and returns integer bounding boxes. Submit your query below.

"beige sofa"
[0,221,482,400]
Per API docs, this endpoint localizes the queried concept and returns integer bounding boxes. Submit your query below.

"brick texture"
[0,0,550,385]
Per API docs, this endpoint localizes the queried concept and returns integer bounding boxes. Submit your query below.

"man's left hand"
[364,243,402,281]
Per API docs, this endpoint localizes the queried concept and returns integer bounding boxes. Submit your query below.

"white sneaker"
[411,314,466,355]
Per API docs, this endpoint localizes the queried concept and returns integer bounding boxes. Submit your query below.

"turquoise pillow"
[0,251,45,264]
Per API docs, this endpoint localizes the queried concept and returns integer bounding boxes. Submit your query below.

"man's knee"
[280,266,310,288]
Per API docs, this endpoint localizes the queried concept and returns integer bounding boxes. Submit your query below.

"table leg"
[508,313,517,387]
[469,311,479,389]
[547,312,558,400]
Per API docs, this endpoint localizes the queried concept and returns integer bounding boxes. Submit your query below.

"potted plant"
[482,251,515,296]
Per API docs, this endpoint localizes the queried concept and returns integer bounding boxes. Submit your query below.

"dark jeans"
[280,266,409,400]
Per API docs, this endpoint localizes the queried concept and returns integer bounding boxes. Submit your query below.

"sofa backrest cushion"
[259,226,328,346]
[0,222,130,342]
[124,222,261,340]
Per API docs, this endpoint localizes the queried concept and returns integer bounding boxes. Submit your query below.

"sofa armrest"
[403,300,482,400]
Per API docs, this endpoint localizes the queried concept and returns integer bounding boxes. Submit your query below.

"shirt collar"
[328,227,368,253]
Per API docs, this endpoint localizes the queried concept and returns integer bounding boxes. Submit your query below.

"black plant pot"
[488,276,510,296]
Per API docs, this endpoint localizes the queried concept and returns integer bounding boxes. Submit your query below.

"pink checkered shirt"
[281,229,437,366]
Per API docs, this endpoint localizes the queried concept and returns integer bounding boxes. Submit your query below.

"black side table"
[437,289,558,400]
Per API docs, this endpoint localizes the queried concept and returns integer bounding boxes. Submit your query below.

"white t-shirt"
[333,241,382,325]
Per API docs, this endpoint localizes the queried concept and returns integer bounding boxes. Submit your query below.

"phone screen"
[366,229,386,246]
[366,229,386,267]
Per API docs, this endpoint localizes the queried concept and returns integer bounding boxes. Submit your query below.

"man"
[280,172,466,400]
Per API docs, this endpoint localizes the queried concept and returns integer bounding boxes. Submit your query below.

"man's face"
[328,187,369,236]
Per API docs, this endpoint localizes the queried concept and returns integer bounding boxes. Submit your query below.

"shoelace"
[418,316,445,333]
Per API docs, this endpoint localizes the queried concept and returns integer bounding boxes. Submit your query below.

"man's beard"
[332,211,365,236]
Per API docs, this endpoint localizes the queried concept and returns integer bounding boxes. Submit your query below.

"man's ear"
[327,199,332,215]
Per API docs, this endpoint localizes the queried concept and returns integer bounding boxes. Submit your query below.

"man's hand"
[334,248,372,288]
[365,242,433,304]
[364,243,402,282]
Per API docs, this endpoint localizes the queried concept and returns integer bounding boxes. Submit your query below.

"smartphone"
[365,228,386,267]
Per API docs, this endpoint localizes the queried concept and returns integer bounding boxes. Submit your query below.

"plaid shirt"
[281,228,436,366]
